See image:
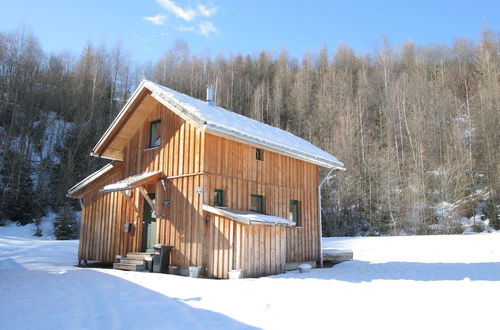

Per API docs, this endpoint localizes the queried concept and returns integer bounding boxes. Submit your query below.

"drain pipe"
[318,168,334,268]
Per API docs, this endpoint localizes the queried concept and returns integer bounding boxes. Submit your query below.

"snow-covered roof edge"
[203,205,296,226]
[100,170,162,193]
[92,80,345,169]
[67,163,116,198]
[144,81,344,169]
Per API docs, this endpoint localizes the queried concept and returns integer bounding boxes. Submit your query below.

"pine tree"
[53,203,79,240]
[485,201,499,230]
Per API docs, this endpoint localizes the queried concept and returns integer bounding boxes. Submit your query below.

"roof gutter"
[318,167,335,268]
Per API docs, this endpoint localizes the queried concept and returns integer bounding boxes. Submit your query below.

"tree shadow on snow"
[277,260,500,282]
[0,264,259,330]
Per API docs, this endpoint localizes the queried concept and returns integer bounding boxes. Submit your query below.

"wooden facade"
[70,82,342,278]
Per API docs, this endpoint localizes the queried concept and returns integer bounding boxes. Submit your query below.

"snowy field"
[1,223,500,330]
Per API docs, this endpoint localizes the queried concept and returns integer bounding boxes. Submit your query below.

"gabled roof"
[93,80,345,169]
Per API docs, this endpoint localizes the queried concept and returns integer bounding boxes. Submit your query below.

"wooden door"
[142,193,157,252]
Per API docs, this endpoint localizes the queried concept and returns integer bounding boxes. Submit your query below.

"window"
[289,200,300,226]
[149,120,161,148]
[250,194,264,213]
[214,189,224,207]
[256,148,264,161]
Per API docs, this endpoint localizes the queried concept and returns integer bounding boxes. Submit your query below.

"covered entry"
[100,170,163,252]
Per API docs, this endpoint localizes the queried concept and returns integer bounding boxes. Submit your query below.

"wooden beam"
[119,190,140,216]
[138,187,157,214]
[166,171,204,180]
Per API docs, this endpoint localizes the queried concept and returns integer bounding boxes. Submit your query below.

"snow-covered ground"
[1,226,500,330]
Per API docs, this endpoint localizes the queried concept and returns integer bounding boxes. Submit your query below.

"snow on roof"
[100,170,162,193]
[203,205,296,226]
[143,80,345,169]
[67,163,116,197]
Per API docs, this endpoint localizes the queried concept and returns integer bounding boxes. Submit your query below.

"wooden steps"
[113,252,153,271]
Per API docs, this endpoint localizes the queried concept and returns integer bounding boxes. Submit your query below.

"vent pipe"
[206,85,215,106]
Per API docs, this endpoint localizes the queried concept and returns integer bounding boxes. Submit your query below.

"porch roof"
[100,170,162,193]
[202,205,296,226]
[68,162,118,198]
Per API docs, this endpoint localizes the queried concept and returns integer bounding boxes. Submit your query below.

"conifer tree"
[53,203,79,240]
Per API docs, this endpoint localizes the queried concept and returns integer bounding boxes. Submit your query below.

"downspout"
[318,168,334,268]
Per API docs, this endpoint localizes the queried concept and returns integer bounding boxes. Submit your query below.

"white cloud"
[146,1,219,37]
[155,0,197,21]
[143,14,167,25]
[198,20,217,36]
[197,4,217,17]
[175,21,216,37]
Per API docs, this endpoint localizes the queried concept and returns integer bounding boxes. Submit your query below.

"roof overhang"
[203,205,296,226]
[100,170,162,193]
[91,80,345,170]
[91,81,156,160]
[205,125,345,170]
[67,162,118,198]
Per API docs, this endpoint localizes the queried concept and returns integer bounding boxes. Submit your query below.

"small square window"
[256,148,264,161]
[214,189,224,207]
[149,120,161,148]
[289,200,300,226]
[250,194,264,213]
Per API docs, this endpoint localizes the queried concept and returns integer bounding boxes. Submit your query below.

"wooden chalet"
[68,80,345,278]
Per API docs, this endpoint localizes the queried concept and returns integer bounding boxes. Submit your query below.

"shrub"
[485,201,499,230]
[54,203,79,240]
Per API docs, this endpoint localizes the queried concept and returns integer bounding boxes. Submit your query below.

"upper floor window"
[256,148,264,161]
[149,120,161,148]
[289,200,300,226]
[214,189,224,207]
[251,194,264,213]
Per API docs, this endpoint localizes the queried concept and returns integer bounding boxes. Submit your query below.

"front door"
[142,193,157,252]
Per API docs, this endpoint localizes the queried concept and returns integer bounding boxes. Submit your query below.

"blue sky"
[1,0,499,62]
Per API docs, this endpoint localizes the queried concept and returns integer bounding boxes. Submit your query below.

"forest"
[0,26,498,236]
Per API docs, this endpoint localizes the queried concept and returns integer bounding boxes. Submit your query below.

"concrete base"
[168,265,179,275]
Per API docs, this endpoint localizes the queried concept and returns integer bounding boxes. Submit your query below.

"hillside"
[0,27,499,236]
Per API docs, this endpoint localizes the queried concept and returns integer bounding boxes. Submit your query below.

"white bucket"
[298,264,312,273]
[228,269,244,279]
[189,266,202,278]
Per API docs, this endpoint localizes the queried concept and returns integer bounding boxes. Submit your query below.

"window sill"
[144,146,161,151]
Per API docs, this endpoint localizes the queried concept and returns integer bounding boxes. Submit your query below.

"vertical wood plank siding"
[78,163,142,262]
[122,102,205,269]
[203,133,320,278]
[77,98,320,278]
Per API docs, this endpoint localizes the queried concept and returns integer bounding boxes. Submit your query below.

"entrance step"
[125,252,153,260]
[113,262,145,271]
[113,252,153,271]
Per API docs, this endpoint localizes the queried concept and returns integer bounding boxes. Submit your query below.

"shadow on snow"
[0,261,258,330]
[274,260,500,282]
